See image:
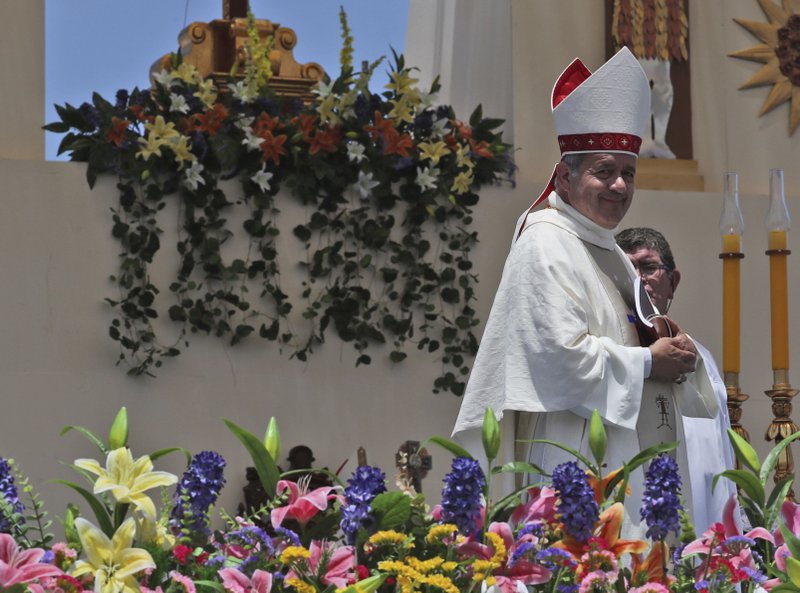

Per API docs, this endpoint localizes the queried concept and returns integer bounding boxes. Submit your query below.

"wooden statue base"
[635,158,704,192]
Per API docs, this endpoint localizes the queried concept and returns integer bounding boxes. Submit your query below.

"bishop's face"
[558,153,637,229]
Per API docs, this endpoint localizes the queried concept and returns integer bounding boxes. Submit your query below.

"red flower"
[191,104,229,137]
[307,127,340,155]
[259,130,288,165]
[469,138,494,158]
[363,111,395,141]
[172,544,192,564]
[106,117,131,147]
[383,129,413,157]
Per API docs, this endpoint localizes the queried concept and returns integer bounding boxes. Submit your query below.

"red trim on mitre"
[557,132,642,155]
[552,58,592,108]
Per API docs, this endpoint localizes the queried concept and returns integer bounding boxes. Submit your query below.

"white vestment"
[453,192,720,535]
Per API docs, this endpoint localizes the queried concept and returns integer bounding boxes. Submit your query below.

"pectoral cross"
[395,441,432,493]
[656,393,671,429]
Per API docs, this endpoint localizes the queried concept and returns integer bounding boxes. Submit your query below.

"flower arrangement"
[44,9,514,395]
[4,407,800,593]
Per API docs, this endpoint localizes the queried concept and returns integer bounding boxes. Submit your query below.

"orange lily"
[307,127,340,155]
[585,467,631,504]
[259,130,288,165]
[106,117,131,147]
[554,503,647,561]
[383,130,413,157]
[191,104,229,137]
[253,112,281,136]
[295,113,318,142]
[469,139,494,159]
[630,542,672,586]
[364,111,396,141]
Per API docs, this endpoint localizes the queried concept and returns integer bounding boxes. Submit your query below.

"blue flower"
[536,547,577,569]
[78,103,101,132]
[640,454,683,541]
[551,461,598,543]
[0,457,24,534]
[170,450,226,538]
[440,457,485,536]
[115,89,129,110]
[340,465,386,544]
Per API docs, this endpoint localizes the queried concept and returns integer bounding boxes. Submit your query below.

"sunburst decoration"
[729,0,800,134]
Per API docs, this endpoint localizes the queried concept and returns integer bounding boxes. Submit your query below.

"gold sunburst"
[729,0,800,134]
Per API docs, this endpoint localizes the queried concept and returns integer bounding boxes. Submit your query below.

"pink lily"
[458,522,552,593]
[682,494,773,575]
[219,568,273,593]
[270,478,338,529]
[510,487,558,526]
[287,541,356,589]
[0,533,64,588]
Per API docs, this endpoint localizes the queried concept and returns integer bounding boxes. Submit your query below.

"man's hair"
[615,227,676,271]
[554,153,587,193]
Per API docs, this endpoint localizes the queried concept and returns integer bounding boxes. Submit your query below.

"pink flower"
[510,487,558,526]
[578,569,617,593]
[170,570,197,593]
[628,583,670,593]
[219,568,272,593]
[305,541,356,588]
[0,533,64,588]
[270,479,338,529]
[458,522,551,593]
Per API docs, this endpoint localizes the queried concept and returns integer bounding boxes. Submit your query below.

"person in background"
[616,226,737,534]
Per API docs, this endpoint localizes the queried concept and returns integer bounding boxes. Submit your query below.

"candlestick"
[765,168,791,372]
[720,172,744,375]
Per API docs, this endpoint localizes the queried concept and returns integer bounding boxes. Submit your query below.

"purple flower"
[171,450,226,539]
[340,465,386,544]
[640,454,683,541]
[536,547,577,569]
[0,457,24,533]
[115,89,130,110]
[551,461,598,543]
[78,103,101,132]
[440,457,485,536]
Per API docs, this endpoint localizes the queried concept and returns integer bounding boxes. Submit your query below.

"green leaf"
[713,469,765,508]
[50,479,114,536]
[371,491,412,530]
[107,407,128,449]
[263,417,281,462]
[780,522,800,559]
[524,439,596,474]
[427,436,472,460]
[761,430,800,483]
[194,581,226,593]
[789,557,800,587]
[588,410,606,467]
[728,428,762,474]
[491,461,544,475]
[481,407,501,463]
[148,447,192,466]
[223,418,280,498]
[60,425,108,455]
[765,474,796,530]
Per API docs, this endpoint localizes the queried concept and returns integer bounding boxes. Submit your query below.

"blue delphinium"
[440,457,486,536]
[551,461,599,543]
[0,457,24,533]
[340,465,387,544]
[171,450,226,539]
[640,453,683,541]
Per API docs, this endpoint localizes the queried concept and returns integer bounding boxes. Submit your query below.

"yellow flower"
[285,577,316,593]
[441,562,457,573]
[71,517,155,593]
[136,135,166,161]
[388,95,415,124]
[137,514,175,550]
[194,79,218,109]
[485,531,507,564]
[418,141,450,165]
[407,556,444,574]
[420,574,458,593]
[169,135,196,167]
[368,530,409,546]
[146,115,180,141]
[385,70,419,95]
[455,144,475,170]
[280,545,311,564]
[174,63,200,84]
[74,448,177,518]
[316,94,341,126]
[426,523,458,544]
[451,170,474,195]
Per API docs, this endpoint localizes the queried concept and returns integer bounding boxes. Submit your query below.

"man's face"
[625,246,677,314]
[558,153,637,229]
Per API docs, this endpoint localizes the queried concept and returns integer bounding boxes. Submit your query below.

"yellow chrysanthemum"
[74,448,177,518]
[368,530,408,546]
[285,577,316,593]
[441,561,458,573]
[426,523,458,544]
[280,546,312,564]
[71,517,155,593]
[407,556,444,574]
[420,574,458,593]
[485,531,507,564]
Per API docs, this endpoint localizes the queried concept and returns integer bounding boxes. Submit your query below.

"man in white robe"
[617,226,737,534]
[452,48,718,536]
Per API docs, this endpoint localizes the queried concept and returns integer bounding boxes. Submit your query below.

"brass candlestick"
[724,372,750,446]
[765,369,799,500]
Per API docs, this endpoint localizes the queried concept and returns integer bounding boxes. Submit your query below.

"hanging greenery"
[45,11,514,396]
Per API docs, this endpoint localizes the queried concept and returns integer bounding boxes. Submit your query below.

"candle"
[720,172,744,374]
[765,169,791,371]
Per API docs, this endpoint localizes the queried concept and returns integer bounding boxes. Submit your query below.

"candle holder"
[724,372,750,444]
[765,370,799,501]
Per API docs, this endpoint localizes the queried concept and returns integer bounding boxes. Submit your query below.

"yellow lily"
[451,170,474,195]
[194,79,218,109]
[418,141,450,165]
[145,115,179,141]
[169,135,197,167]
[136,135,165,161]
[72,517,155,593]
[75,447,177,518]
[385,70,418,95]
[455,144,475,170]
[388,95,415,124]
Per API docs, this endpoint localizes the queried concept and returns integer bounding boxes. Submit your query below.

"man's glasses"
[636,263,671,279]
